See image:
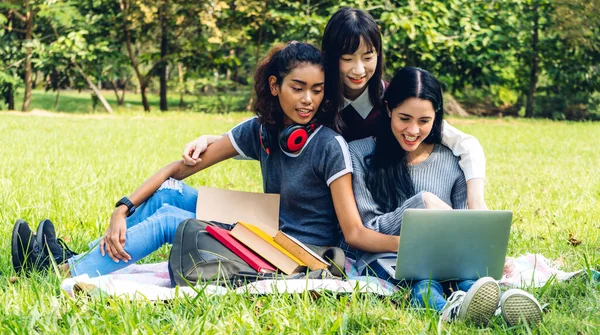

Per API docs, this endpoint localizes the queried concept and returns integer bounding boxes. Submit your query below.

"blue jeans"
[68,179,198,277]
[363,259,475,312]
[411,279,475,311]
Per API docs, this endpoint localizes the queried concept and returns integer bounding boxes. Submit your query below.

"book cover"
[205,225,276,273]
[237,222,305,266]
[230,222,305,275]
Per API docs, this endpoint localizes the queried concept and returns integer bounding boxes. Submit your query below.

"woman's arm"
[466,178,487,209]
[441,120,487,209]
[330,174,399,253]
[102,136,238,262]
[182,134,224,165]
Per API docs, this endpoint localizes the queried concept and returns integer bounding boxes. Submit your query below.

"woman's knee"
[155,204,192,218]
[412,279,442,297]
[143,179,197,209]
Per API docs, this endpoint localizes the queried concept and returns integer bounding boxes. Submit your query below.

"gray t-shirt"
[343,137,467,273]
[228,117,352,246]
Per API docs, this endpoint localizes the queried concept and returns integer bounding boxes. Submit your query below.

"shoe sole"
[459,277,501,326]
[11,219,30,273]
[501,289,543,327]
[36,219,51,253]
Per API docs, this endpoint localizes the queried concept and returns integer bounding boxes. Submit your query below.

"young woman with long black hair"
[348,66,543,327]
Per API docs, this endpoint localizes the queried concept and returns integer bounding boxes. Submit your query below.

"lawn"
[0,105,599,333]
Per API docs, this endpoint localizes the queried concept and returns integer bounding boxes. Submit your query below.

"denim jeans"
[411,279,475,311]
[68,179,198,277]
[363,259,475,312]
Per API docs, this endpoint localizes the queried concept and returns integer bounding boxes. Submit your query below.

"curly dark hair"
[253,41,335,129]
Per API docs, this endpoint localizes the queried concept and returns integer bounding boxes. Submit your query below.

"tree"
[2,0,35,111]
[0,9,21,110]
[524,1,541,118]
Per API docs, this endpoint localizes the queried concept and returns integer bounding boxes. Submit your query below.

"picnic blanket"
[61,259,397,300]
[61,254,599,301]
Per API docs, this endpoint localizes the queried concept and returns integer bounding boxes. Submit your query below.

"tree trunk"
[525,3,540,118]
[111,80,124,106]
[178,62,185,108]
[120,0,151,112]
[54,89,60,110]
[159,0,169,111]
[247,0,268,110]
[233,48,240,83]
[71,60,113,113]
[6,83,15,110]
[140,84,150,112]
[22,6,33,112]
[226,49,233,81]
[121,78,129,105]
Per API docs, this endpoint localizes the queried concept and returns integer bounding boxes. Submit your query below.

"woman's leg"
[126,179,198,228]
[68,205,194,278]
[411,279,447,311]
[86,179,198,248]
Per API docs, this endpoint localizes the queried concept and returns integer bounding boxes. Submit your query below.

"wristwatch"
[115,196,136,217]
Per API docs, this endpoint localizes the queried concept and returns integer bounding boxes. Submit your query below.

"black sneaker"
[36,219,78,264]
[11,219,48,274]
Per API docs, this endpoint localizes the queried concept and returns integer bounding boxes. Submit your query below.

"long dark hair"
[322,7,384,131]
[366,67,444,212]
[253,42,334,129]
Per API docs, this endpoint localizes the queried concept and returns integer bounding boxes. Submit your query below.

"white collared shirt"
[342,86,374,119]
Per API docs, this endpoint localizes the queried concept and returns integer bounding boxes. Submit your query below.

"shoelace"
[438,291,466,335]
[57,238,78,257]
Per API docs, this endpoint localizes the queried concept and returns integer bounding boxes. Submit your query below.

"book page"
[281,232,330,265]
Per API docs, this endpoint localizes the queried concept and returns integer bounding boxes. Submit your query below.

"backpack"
[168,218,346,287]
[168,219,271,287]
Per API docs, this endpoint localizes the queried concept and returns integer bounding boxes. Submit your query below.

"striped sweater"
[342,137,468,274]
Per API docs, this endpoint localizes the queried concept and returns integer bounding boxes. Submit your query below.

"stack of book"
[206,221,330,275]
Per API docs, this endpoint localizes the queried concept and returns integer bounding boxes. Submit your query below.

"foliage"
[585,92,600,121]
[0,0,599,118]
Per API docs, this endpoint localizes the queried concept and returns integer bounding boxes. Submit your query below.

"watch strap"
[116,196,136,217]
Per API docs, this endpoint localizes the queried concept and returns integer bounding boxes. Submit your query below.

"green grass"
[0,107,599,333]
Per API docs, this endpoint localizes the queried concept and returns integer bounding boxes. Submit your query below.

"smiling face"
[338,37,378,101]
[389,97,436,161]
[269,63,325,126]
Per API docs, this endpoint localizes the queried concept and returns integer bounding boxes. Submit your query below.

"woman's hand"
[503,257,515,277]
[422,192,452,209]
[100,207,132,262]
[182,135,223,166]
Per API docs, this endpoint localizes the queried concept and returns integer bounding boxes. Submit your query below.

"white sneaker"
[460,277,501,326]
[441,277,501,325]
[500,289,543,327]
[440,290,467,323]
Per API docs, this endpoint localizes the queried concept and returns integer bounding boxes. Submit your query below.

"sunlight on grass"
[0,113,598,334]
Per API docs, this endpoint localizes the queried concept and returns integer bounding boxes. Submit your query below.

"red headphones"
[260,121,317,155]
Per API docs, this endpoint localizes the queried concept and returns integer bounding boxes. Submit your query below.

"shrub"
[586,91,600,121]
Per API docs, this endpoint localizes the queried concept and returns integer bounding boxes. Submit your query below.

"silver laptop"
[377,209,512,281]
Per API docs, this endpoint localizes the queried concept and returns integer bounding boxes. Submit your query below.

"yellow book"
[237,222,306,266]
